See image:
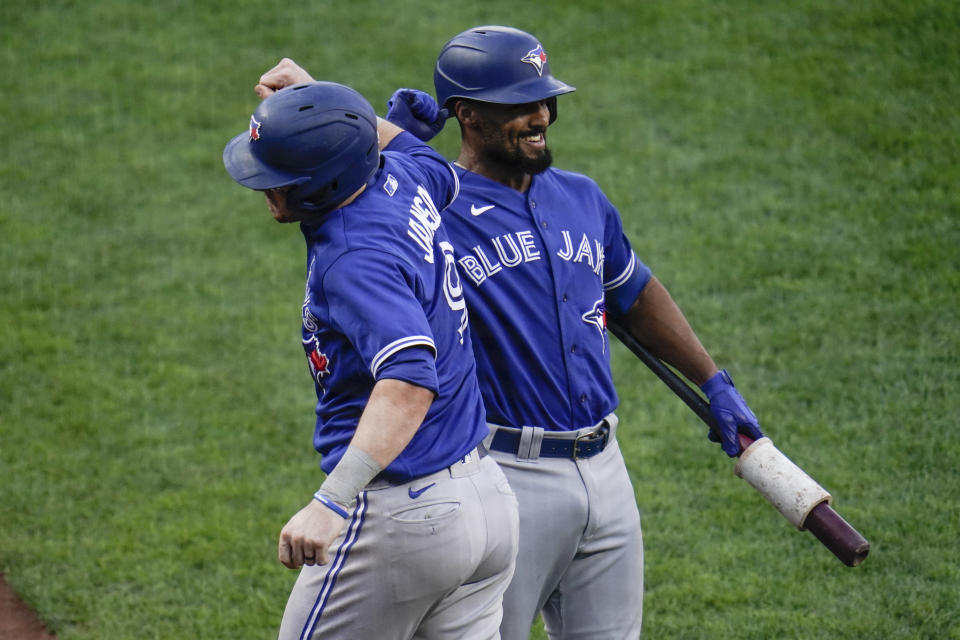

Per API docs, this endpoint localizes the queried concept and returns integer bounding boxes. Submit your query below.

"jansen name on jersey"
[300,133,486,483]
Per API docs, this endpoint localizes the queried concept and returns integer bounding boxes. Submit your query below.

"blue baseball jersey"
[300,132,486,483]
[443,166,652,432]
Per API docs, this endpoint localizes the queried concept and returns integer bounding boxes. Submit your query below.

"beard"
[478,124,553,175]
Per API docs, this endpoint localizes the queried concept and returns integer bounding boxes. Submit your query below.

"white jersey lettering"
[557,230,603,274]
[574,233,594,268]
[492,234,523,267]
[455,230,552,286]
[517,230,541,261]
[457,254,487,286]
[557,230,574,260]
[594,241,605,275]
[407,185,442,263]
[439,241,469,344]
[455,226,608,290]
[473,245,503,276]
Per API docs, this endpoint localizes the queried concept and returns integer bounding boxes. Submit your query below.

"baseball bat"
[607,319,870,567]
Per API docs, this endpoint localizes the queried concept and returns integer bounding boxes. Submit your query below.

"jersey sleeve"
[600,194,653,316]
[323,248,440,393]
[385,131,460,211]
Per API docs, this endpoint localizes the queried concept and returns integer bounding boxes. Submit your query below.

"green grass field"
[2,1,958,638]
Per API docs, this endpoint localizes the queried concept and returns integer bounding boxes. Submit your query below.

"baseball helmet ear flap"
[434,25,575,123]
[223,82,380,214]
[545,96,558,123]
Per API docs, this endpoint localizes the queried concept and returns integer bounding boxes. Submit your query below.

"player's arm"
[350,377,434,469]
[254,57,314,98]
[278,377,434,569]
[620,277,764,456]
[377,117,404,149]
[253,58,407,149]
[622,276,717,385]
[278,251,441,569]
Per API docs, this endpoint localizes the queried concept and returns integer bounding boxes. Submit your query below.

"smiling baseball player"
[394,26,765,639]
[223,80,518,640]
[255,33,764,639]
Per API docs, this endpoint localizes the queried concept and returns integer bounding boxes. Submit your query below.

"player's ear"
[454,100,481,129]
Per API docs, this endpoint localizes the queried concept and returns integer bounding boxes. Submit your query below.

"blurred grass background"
[1,1,958,638]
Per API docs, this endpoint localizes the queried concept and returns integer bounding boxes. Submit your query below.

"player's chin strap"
[314,446,383,516]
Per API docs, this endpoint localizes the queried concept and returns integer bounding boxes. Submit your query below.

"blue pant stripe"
[298,491,368,640]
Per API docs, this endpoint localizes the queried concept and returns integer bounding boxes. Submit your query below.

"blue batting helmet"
[434,25,575,122]
[223,82,380,214]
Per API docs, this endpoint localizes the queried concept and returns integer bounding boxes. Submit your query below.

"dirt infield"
[0,574,55,640]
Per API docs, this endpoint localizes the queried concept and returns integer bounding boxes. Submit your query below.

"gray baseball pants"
[485,415,644,640]
[278,449,519,640]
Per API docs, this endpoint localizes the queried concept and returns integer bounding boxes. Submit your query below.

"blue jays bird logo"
[521,44,548,76]
[302,336,332,391]
[582,298,607,352]
[249,115,262,141]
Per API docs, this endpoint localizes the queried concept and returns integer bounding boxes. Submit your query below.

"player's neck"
[456,151,532,193]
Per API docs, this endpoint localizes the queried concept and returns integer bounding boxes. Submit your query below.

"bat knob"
[804,502,871,567]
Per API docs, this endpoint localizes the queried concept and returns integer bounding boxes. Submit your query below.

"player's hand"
[255,58,315,100]
[385,89,448,142]
[277,499,347,569]
[701,369,764,457]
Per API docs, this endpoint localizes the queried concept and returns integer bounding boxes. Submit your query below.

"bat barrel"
[803,501,870,567]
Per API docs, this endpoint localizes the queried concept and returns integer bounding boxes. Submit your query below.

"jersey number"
[439,240,468,344]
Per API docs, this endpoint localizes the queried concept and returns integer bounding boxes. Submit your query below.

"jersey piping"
[370,335,437,376]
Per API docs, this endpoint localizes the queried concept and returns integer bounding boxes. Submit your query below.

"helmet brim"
[222,131,308,191]
[441,77,575,109]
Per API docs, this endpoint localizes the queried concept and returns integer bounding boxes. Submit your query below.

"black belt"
[489,423,610,460]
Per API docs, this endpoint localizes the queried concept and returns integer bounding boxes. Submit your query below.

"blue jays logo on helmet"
[433,25,575,122]
[521,44,547,76]
[223,82,380,215]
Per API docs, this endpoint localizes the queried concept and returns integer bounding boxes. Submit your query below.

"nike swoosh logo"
[470,204,495,216]
[408,483,436,499]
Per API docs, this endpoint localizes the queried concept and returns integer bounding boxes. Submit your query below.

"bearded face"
[471,100,554,175]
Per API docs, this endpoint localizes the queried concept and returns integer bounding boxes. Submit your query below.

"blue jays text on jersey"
[442,165,652,432]
[298,132,486,483]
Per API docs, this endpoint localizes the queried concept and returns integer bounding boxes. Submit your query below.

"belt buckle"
[572,423,609,460]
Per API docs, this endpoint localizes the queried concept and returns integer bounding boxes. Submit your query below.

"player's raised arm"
[254,57,314,98]
[252,59,420,150]
[384,88,448,142]
[376,117,404,149]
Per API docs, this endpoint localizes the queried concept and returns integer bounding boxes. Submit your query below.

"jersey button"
[570,345,577,353]
[562,294,568,302]
[579,393,587,403]
[541,221,548,229]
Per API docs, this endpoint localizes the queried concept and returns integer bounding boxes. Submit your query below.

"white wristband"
[319,446,383,507]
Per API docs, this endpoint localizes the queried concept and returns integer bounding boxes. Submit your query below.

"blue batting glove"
[701,369,764,457]
[385,88,448,142]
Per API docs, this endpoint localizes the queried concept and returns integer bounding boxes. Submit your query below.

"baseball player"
[223,81,518,639]
[256,27,764,638]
